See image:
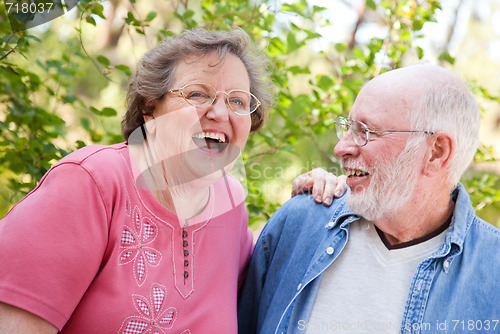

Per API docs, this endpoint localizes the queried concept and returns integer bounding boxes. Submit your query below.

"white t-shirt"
[304,218,447,334]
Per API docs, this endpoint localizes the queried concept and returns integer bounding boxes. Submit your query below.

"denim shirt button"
[326,247,334,255]
[443,260,450,269]
[297,283,302,290]
[325,221,335,229]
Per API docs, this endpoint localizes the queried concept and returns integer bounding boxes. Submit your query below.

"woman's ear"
[423,133,454,177]
[144,116,156,134]
[143,100,157,134]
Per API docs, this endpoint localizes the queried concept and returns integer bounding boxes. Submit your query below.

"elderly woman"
[0,29,345,333]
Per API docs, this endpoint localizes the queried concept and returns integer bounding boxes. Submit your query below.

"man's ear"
[423,133,454,177]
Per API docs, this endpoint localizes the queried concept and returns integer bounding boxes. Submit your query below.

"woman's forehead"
[173,52,249,89]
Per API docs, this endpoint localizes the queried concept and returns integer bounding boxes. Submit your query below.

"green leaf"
[334,43,348,52]
[287,32,305,53]
[86,16,96,26]
[91,3,106,20]
[101,107,117,117]
[400,31,411,41]
[115,64,132,76]
[25,35,41,43]
[125,12,138,26]
[75,140,87,149]
[281,3,305,14]
[317,75,335,91]
[97,55,110,67]
[438,51,455,65]
[312,5,327,13]
[81,118,91,130]
[145,11,157,22]
[353,48,365,61]
[417,46,424,59]
[288,66,310,75]
[62,95,78,104]
[183,9,195,20]
[366,0,377,10]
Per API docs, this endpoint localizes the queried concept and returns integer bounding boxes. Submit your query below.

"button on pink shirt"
[0,143,253,333]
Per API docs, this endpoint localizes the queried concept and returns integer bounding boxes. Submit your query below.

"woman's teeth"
[192,132,226,143]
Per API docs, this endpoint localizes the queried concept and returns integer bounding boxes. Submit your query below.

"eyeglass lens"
[181,83,257,114]
[335,117,368,146]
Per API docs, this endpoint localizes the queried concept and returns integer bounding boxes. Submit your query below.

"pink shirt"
[0,143,253,333]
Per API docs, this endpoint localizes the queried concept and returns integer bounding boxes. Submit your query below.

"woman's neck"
[153,185,210,222]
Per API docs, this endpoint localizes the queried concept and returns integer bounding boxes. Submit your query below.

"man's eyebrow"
[350,117,377,129]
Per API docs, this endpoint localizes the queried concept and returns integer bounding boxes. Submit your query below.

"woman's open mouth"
[192,131,229,154]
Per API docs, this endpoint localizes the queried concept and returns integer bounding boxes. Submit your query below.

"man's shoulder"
[266,193,349,234]
[468,217,500,246]
[453,184,500,250]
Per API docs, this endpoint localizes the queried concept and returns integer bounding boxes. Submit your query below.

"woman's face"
[144,52,252,187]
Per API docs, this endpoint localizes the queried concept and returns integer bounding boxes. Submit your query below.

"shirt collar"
[325,184,475,257]
[325,195,360,230]
[439,183,475,254]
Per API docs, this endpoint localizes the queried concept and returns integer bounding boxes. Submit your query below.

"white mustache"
[341,160,370,173]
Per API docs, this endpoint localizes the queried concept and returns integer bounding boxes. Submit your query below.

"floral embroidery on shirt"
[120,206,162,286]
[119,283,181,334]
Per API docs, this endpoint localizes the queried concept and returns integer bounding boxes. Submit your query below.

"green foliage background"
[1,0,499,228]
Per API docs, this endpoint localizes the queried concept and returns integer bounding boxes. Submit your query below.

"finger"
[334,175,348,198]
[291,173,314,197]
[321,173,338,206]
[310,169,326,203]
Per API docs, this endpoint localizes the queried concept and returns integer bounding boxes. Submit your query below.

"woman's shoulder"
[50,142,132,190]
[58,142,128,167]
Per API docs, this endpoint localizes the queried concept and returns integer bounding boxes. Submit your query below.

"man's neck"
[372,187,456,245]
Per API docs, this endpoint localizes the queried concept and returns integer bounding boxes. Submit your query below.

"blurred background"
[1,0,499,228]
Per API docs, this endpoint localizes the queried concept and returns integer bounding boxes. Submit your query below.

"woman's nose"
[206,96,230,122]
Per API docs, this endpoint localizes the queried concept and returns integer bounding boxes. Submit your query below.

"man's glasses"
[335,116,434,147]
[168,83,261,115]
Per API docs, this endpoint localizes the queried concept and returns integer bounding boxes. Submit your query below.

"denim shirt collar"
[431,183,475,271]
[325,195,360,231]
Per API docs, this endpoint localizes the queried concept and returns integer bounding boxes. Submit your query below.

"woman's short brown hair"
[122,28,274,140]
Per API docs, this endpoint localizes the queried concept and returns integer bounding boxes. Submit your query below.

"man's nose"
[334,129,359,158]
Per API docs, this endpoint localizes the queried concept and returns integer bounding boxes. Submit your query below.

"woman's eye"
[187,91,209,99]
[229,98,245,107]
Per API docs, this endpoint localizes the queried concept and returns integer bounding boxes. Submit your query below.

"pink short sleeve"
[0,162,109,330]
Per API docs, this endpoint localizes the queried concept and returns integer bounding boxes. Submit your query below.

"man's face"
[334,84,424,220]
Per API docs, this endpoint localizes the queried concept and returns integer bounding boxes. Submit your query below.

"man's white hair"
[408,84,480,187]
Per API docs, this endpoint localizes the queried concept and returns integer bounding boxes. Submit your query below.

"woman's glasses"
[168,83,261,115]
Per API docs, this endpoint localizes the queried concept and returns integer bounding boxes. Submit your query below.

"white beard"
[343,140,423,221]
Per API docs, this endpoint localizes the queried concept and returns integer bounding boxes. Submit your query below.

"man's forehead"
[350,78,414,126]
[349,96,402,129]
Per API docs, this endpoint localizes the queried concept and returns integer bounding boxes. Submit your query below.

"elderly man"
[238,65,500,334]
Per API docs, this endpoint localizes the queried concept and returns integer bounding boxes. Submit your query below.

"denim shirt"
[238,183,500,334]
